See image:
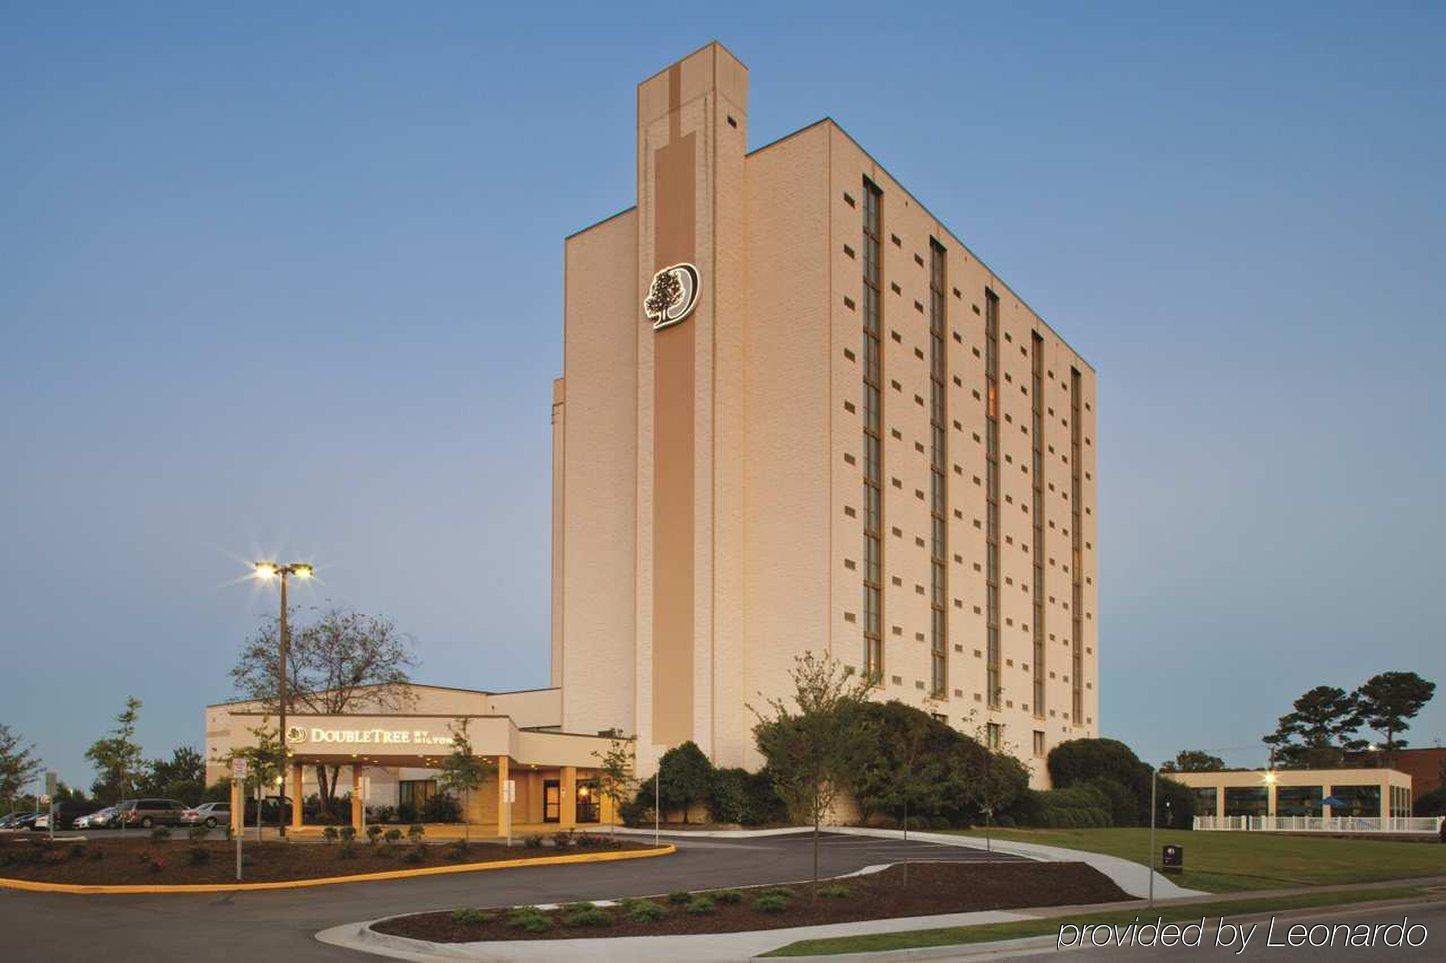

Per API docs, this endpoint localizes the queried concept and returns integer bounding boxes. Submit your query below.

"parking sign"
[233,757,249,780]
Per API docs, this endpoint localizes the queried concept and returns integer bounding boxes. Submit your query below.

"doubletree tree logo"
[644,262,700,330]
[286,726,308,744]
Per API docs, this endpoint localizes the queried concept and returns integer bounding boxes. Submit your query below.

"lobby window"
[1069,366,1084,723]
[928,239,949,698]
[861,178,885,681]
[1191,787,1218,817]
[984,290,1001,708]
[1329,785,1381,818]
[576,779,601,823]
[1031,332,1046,719]
[1224,786,1268,818]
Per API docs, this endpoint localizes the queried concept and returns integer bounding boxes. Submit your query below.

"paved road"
[1016,898,1445,961]
[0,832,1019,962]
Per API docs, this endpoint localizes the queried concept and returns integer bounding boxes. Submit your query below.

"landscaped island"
[371,861,1129,942]
[0,831,659,886]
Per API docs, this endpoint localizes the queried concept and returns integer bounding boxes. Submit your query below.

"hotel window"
[1224,786,1268,818]
[1031,332,1046,719]
[928,239,948,699]
[986,722,1003,750]
[861,178,885,681]
[1032,730,1045,757]
[984,290,1001,709]
[1191,787,1218,817]
[1276,786,1323,817]
[1069,367,1084,723]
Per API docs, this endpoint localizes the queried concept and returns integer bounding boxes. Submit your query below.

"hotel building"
[205,42,1099,832]
[553,42,1098,783]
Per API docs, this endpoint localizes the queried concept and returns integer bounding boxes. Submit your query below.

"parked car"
[180,802,229,829]
[0,813,29,830]
[73,806,117,830]
[115,798,188,828]
[5,813,40,831]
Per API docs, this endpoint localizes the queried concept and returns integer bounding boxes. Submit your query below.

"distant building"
[1345,747,1446,798]
[1174,768,1413,821]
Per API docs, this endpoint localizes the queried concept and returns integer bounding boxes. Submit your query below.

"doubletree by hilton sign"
[284,725,453,749]
[644,262,700,330]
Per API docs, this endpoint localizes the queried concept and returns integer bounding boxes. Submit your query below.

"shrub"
[150,827,171,842]
[552,830,574,849]
[618,794,652,828]
[339,826,357,843]
[384,828,402,845]
[627,899,667,923]
[451,908,491,926]
[685,895,715,915]
[753,892,789,913]
[403,847,424,864]
[420,793,461,824]
[187,825,209,842]
[366,824,383,845]
[1415,787,1446,817]
[446,839,470,861]
[149,857,167,873]
[562,907,612,928]
[507,907,553,933]
[713,889,743,905]
[758,886,793,900]
[322,826,339,844]
[666,890,691,905]
[818,883,851,899]
[68,843,86,859]
[188,846,210,866]
[574,832,603,848]
[407,823,425,842]
[522,834,544,849]
[1087,777,1141,827]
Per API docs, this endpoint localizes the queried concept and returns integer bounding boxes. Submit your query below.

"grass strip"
[761,885,1436,957]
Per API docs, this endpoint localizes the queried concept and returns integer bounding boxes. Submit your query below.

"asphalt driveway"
[0,832,1022,962]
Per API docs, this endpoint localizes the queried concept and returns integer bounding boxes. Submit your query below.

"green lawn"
[946,828,1446,892]
[761,884,1437,956]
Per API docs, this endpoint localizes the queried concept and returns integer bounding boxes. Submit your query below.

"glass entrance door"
[543,780,561,823]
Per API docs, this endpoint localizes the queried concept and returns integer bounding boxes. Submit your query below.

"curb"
[0,843,675,895]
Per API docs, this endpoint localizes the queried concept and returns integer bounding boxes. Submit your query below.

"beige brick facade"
[555,43,1098,786]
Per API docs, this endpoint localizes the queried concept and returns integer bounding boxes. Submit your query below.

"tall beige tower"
[554,43,1098,783]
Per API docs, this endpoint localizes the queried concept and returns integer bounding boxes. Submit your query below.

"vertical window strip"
[862,179,884,681]
[928,240,948,699]
[1031,332,1045,718]
[1070,367,1084,723]
[984,290,1001,709]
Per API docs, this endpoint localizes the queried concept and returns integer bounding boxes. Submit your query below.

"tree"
[231,605,416,802]
[752,651,875,894]
[1262,686,1365,767]
[85,696,144,801]
[1161,749,1225,773]
[214,719,283,828]
[848,701,954,826]
[591,736,635,835]
[0,724,43,806]
[645,267,682,323]
[1356,672,1436,757]
[655,741,714,824]
[436,718,493,842]
[141,746,207,804]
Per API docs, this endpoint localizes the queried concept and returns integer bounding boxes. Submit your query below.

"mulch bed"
[372,860,1130,942]
[0,834,655,885]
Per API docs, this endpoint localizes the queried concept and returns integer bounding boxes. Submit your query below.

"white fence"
[1195,814,1443,835]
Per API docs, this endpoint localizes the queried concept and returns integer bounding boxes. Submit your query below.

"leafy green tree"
[752,651,875,893]
[141,746,207,804]
[848,701,953,825]
[1161,749,1225,773]
[655,741,713,824]
[85,696,144,801]
[1356,672,1436,756]
[0,724,43,805]
[591,736,635,834]
[1263,686,1365,767]
[231,605,416,803]
[437,718,493,841]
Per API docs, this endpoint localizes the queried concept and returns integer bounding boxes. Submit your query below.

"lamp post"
[252,561,313,838]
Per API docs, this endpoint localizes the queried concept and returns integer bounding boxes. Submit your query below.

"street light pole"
[253,561,313,839]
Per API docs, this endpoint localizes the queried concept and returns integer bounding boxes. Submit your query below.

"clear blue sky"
[3,2,1442,790]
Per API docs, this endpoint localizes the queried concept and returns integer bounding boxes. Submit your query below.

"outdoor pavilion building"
[205,41,1101,834]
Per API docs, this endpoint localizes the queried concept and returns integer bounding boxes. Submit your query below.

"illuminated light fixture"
[1264,770,1278,785]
